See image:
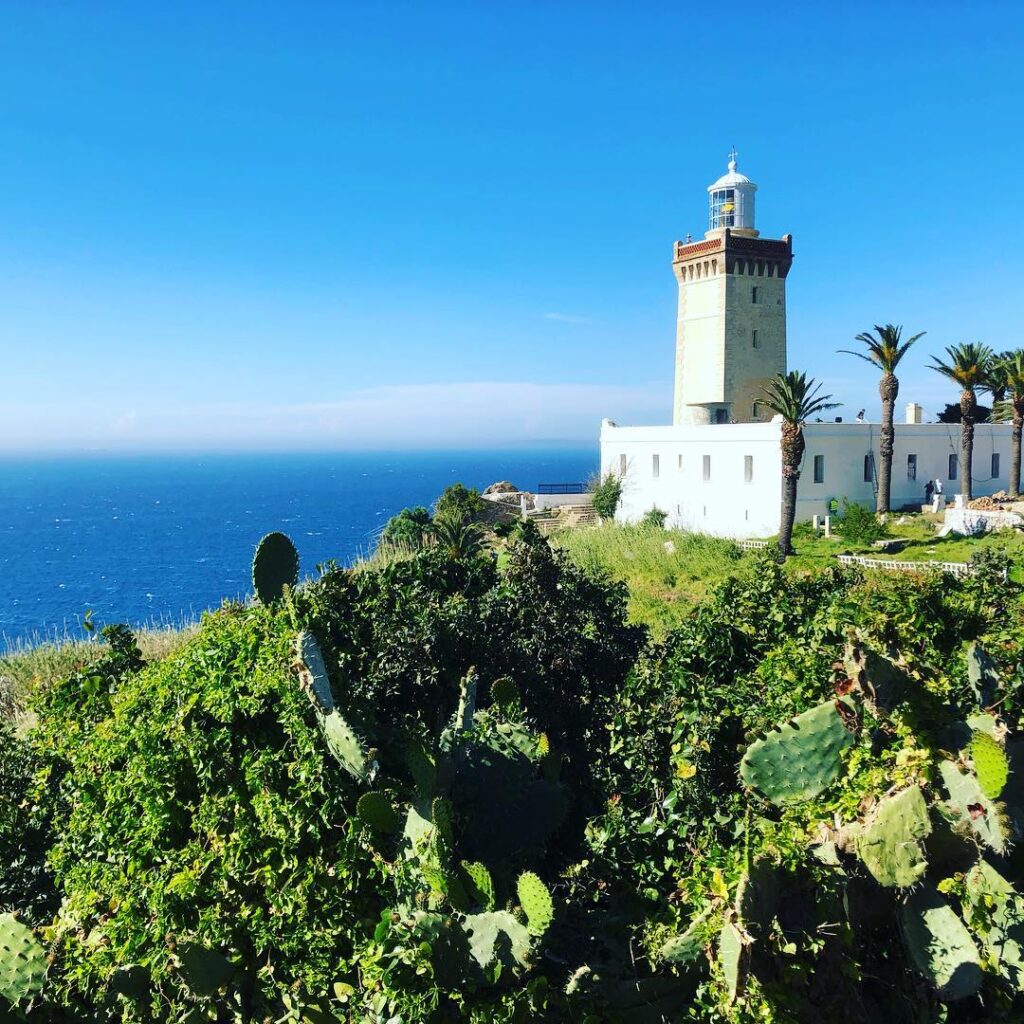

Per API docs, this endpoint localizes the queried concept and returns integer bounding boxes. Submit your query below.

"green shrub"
[641,507,668,529]
[379,504,432,550]
[434,483,486,522]
[588,473,622,520]
[838,499,889,544]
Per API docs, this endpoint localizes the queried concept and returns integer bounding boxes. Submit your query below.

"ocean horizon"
[0,447,596,647]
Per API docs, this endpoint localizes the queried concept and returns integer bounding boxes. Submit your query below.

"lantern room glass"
[710,188,736,229]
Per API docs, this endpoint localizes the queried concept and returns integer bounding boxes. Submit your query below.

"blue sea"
[0,448,596,647]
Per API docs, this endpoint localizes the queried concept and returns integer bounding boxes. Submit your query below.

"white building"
[601,154,1011,539]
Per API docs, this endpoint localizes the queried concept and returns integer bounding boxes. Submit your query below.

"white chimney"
[905,402,923,424]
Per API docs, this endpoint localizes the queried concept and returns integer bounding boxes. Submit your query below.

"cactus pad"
[843,641,907,710]
[967,641,999,708]
[965,860,1024,992]
[321,709,370,782]
[294,630,334,712]
[855,786,932,888]
[463,911,532,971]
[176,945,233,997]
[736,860,780,939]
[404,739,437,797]
[453,669,478,732]
[939,760,1009,855]
[739,699,857,807]
[970,731,1009,799]
[251,531,299,604]
[461,861,495,911]
[0,914,46,1006]
[719,917,744,1004]
[661,908,710,965]
[490,676,519,710]
[356,792,400,833]
[516,871,554,937]
[900,886,982,1000]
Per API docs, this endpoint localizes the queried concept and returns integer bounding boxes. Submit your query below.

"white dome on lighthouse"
[706,149,757,236]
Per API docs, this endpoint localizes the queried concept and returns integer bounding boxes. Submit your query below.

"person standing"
[924,480,934,508]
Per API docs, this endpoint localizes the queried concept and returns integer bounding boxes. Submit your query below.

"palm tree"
[985,350,1016,406]
[760,371,839,559]
[930,343,994,500]
[429,510,486,560]
[990,351,1024,498]
[839,323,925,515]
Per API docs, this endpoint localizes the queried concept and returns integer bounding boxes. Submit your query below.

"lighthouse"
[671,152,793,425]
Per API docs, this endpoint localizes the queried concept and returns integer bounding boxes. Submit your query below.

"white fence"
[835,553,974,578]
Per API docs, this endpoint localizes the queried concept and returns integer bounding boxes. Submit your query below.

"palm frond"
[843,324,924,373]
[760,371,840,424]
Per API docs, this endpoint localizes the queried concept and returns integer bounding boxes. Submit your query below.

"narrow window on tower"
[703,455,711,481]
[907,454,917,480]
[752,329,759,349]
[752,286,759,304]
[948,454,958,480]
[813,455,825,484]
[744,455,753,483]
[992,453,1001,477]
[652,454,660,479]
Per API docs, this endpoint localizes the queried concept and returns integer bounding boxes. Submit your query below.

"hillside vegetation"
[3,507,1024,1023]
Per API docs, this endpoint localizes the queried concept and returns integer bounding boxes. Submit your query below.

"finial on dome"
[728,146,738,172]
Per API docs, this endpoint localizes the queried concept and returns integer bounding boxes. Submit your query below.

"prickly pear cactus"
[463,911,532,971]
[516,871,554,937]
[490,676,519,710]
[0,914,46,1007]
[321,709,370,782]
[965,859,1024,992]
[251,531,299,604]
[461,862,495,911]
[176,945,233,997]
[970,731,1009,799]
[294,629,334,712]
[939,760,1009,855]
[739,698,857,807]
[855,785,931,888]
[736,860,780,939]
[900,886,982,1001]
[356,792,400,833]
[404,739,437,797]
[661,907,712,965]
[453,669,478,732]
[843,640,907,710]
[967,641,999,708]
[718,917,744,1005]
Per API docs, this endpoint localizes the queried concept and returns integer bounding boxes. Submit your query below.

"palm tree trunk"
[1012,404,1023,499]
[960,389,976,500]
[877,372,898,514]
[777,423,804,558]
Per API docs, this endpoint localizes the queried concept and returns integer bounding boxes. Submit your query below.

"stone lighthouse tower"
[671,152,793,425]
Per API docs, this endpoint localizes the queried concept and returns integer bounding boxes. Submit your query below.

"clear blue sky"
[1,2,1022,450]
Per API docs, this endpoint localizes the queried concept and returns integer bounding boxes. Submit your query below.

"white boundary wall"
[600,419,1013,540]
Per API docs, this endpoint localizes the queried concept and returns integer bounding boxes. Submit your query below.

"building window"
[751,286,759,304]
[709,187,736,229]
[863,454,873,483]
[992,453,1001,478]
[703,455,711,481]
[813,455,825,484]
[619,453,627,476]
[744,455,753,483]
[948,454,958,480]
[652,454,660,479]
[752,329,759,349]
[752,401,761,419]
[677,454,683,470]
[907,454,917,480]
[714,408,728,424]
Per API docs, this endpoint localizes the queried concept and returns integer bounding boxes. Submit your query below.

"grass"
[552,522,745,637]
[0,623,197,722]
[555,512,1024,636]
